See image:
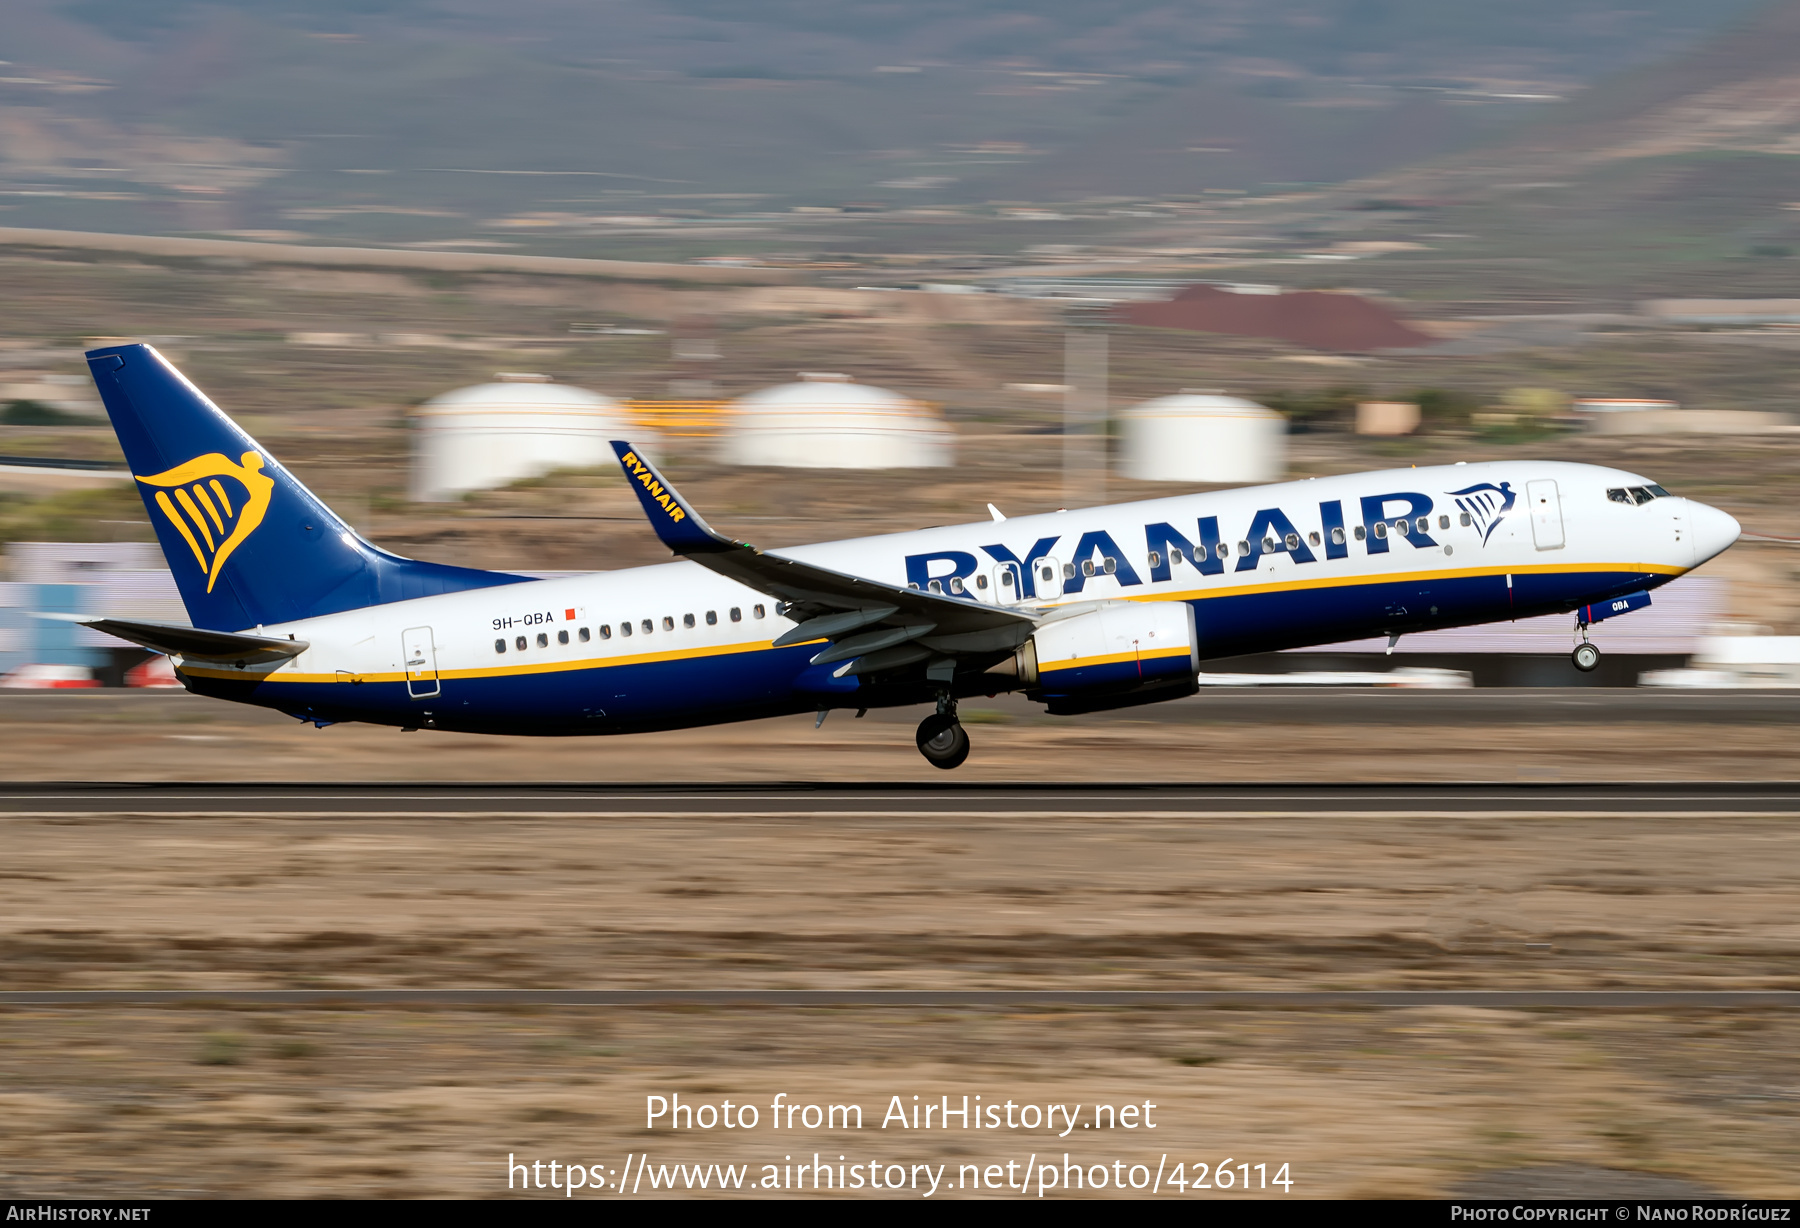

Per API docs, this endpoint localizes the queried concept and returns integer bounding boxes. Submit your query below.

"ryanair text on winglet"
[623,451,687,525]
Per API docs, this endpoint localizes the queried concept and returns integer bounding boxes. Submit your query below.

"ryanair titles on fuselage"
[901,481,1516,599]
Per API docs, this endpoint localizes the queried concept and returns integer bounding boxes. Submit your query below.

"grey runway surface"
[5,989,1800,1008]
[4,687,1800,727]
[5,781,1800,815]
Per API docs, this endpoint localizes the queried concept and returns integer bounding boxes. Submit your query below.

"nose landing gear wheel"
[916,712,970,770]
[1571,641,1601,673]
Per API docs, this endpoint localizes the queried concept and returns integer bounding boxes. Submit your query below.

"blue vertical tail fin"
[87,343,525,631]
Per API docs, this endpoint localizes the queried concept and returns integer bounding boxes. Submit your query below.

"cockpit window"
[1646,484,1670,498]
[1608,485,1671,505]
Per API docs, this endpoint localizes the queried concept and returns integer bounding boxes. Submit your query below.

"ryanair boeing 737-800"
[70,343,1739,769]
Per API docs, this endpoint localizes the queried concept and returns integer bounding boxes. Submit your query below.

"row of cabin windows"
[493,603,766,654]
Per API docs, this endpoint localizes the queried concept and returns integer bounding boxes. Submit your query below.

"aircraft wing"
[609,442,1034,675]
[35,613,309,665]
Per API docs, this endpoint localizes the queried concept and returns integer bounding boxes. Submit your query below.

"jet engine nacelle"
[1015,601,1199,715]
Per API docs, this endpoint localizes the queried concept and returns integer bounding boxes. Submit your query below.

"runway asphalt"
[4,781,1800,815]
[3,989,1799,1007]
[3,687,1799,725]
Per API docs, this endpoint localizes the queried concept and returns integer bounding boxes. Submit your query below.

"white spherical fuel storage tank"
[411,375,634,502]
[1120,391,1285,484]
[723,373,953,469]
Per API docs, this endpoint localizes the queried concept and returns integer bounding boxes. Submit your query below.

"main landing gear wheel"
[916,712,970,770]
[1571,641,1601,673]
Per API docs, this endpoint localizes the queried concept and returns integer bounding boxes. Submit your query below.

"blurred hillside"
[0,0,1773,246]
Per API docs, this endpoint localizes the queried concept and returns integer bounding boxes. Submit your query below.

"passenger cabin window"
[557,629,569,645]
[706,610,718,625]
[1081,560,1095,577]
[1438,514,1450,530]
[1459,512,1472,527]
[620,622,632,637]
[1041,566,1055,582]
[1373,522,1387,539]
[949,577,965,594]
[662,616,674,631]
[929,578,944,593]
[1416,517,1429,534]
[1171,547,1185,564]
[1148,550,1162,569]
[753,604,766,619]
[1103,556,1117,574]
[1217,542,1229,558]
[1000,570,1014,586]
[1308,532,1321,547]
[537,632,548,648]
[1354,525,1366,540]
[642,619,654,634]
[494,638,506,654]
[1284,533,1299,550]
[683,613,695,628]
[1331,527,1346,545]
[730,607,742,622]
[515,635,527,651]
[579,626,591,642]
[1262,537,1275,552]
[1063,563,1076,579]
[975,574,987,590]
[1238,540,1250,555]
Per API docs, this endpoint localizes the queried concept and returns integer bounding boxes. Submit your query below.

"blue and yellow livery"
[76,343,1740,769]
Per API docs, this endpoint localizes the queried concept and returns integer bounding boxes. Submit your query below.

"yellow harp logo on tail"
[136,452,276,592]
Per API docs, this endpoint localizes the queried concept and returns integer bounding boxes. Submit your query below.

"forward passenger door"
[1526,480,1565,551]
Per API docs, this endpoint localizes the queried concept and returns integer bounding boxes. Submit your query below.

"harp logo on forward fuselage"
[136,451,276,592]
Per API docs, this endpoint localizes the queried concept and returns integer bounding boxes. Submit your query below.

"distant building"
[721,374,953,470]
[411,374,639,502]
[1573,398,1678,414]
[1119,392,1285,484]
[1356,401,1420,436]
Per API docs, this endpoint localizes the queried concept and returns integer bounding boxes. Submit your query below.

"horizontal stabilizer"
[36,613,308,664]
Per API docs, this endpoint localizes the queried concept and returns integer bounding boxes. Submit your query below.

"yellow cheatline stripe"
[172,487,215,551]
[1137,559,1683,606]
[192,482,226,534]
[1039,645,1190,674]
[175,561,1680,685]
[209,478,233,518]
[179,636,785,684]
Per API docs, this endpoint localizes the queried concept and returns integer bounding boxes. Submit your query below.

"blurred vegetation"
[0,487,152,545]
[195,1033,246,1067]
[1260,385,1368,433]
[1,400,86,426]
[1409,388,1483,431]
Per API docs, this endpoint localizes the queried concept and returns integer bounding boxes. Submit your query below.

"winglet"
[610,441,740,554]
